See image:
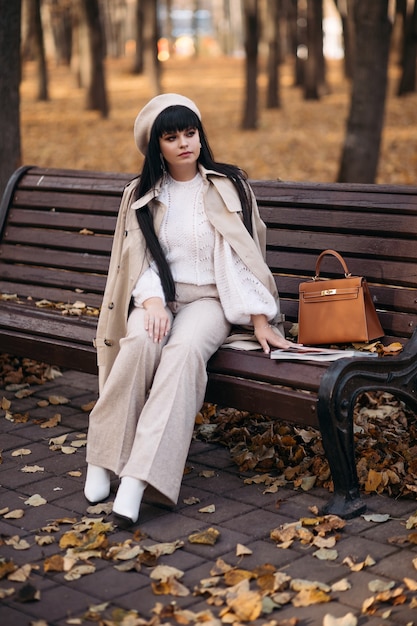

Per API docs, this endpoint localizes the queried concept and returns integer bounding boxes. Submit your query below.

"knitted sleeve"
[214,231,277,325]
[131,265,166,308]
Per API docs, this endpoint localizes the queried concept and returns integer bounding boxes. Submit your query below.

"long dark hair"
[135,104,253,303]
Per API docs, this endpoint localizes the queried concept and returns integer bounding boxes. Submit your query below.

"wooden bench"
[1,165,417,519]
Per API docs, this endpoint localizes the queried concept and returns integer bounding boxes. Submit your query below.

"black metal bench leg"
[317,332,417,519]
[317,376,366,519]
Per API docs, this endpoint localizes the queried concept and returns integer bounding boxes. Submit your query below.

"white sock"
[84,464,111,503]
[113,476,147,524]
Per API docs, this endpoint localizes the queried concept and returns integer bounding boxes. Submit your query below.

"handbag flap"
[299,276,363,303]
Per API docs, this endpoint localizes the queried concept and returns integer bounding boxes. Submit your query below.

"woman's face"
[159,127,200,180]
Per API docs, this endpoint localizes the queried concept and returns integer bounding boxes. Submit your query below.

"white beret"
[134,93,201,155]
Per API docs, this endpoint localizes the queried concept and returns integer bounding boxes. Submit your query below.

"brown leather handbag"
[298,249,384,345]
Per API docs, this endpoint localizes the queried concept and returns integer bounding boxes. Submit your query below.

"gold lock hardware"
[321,288,337,296]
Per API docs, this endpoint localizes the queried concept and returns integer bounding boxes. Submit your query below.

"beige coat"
[94,166,283,391]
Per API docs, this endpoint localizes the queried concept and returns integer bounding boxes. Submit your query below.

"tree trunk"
[398,0,417,95]
[338,0,392,183]
[290,0,306,87]
[304,0,326,99]
[132,0,144,74]
[81,0,109,118]
[266,0,281,109]
[242,0,259,129]
[0,0,22,199]
[142,0,161,95]
[32,0,49,100]
[333,0,355,78]
[48,0,72,65]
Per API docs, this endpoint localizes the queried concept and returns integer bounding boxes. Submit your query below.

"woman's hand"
[252,314,296,354]
[143,297,171,343]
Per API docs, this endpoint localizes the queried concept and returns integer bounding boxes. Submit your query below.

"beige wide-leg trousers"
[86,284,231,506]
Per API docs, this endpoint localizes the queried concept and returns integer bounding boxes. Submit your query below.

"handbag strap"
[314,249,352,279]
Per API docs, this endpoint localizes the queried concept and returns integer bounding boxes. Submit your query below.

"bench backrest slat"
[4,225,113,255]
[9,208,117,233]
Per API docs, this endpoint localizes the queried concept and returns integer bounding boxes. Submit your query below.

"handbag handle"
[314,249,352,280]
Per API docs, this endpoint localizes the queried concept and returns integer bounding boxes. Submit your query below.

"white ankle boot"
[112,476,147,525]
[84,464,111,503]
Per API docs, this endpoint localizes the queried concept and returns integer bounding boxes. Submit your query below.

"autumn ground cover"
[3,54,417,499]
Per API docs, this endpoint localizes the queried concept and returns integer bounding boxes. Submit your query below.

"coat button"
[108,302,114,309]
[104,339,113,346]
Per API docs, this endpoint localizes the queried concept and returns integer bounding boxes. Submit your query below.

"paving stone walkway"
[1,368,416,625]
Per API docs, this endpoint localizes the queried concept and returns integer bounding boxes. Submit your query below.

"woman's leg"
[118,293,230,514]
[84,306,171,502]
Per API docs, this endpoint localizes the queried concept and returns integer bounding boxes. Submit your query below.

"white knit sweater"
[132,173,277,325]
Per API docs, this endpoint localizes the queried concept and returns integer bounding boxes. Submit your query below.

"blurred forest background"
[1,0,417,197]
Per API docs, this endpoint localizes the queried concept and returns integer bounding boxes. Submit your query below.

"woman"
[84,93,292,525]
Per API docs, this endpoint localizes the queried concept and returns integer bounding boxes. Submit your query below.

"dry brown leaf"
[236,543,252,556]
[81,401,96,412]
[323,613,358,626]
[49,434,67,446]
[11,448,32,457]
[199,504,216,513]
[61,446,77,455]
[0,587,15,599]
[343,554,375,572]
[188,527,220,545]
[5,536,31,550]
[292,587,331,607]
[1,397,11,410]
[151,577,190,597]
[331,578,352,592]
[224,568,253,586]
[40,414,61,428]
[48,395,70,405]
[21,465,44,473]
[144,540,184,557]
[64,564,96,581]
[403,576,417,591]
[8,563,33,582]
[224,590,263,621]
[35,535,55,546]
[43,554,65,573]
[150,564,184,582]
[24,494,47,507]
[4,509,24,519]
[0,559,17,580]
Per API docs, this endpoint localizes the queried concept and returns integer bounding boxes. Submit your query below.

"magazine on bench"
[270,345,378,362]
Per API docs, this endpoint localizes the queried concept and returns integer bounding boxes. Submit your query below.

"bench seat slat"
[0,303,97,343]
[207,349,326,391]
